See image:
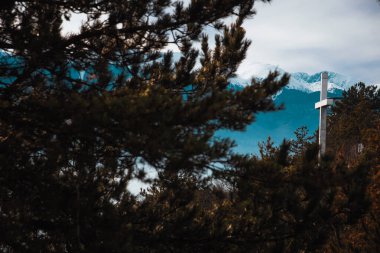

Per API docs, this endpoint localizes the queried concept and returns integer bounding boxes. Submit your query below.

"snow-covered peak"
[230,63,359,93]
[288,71,358,92]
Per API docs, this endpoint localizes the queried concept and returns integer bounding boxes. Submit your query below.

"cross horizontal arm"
[315,98,334,109]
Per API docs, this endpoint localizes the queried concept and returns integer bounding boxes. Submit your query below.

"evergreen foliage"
[289,126,315,157]
[0,1,375,252]
[328,83,380,163]
[325,83,380,253]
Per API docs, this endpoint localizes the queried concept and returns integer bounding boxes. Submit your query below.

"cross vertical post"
[319,72,328,155]
[315,72,334,157]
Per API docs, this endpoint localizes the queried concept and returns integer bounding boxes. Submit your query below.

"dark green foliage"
[289,126,315,157]
[0,0,287,252]
[0,1,373,252]
[327,83,380,162]
[324,83,380,253]
[212,143,369,253]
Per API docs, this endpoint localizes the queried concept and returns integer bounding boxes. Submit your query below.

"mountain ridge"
[230,63,361,93]
[223,63,359,154]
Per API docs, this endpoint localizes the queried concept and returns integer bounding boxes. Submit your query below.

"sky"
[238,0,380,84]
[62,0,380,84]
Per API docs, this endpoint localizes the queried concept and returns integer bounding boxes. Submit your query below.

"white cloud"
[238,0,380,84]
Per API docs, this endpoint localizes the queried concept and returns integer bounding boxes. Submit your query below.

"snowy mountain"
[221,64,366,154]
[229,63,359,93]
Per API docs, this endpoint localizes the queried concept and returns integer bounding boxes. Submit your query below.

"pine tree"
[328,83,380,163]
[0,1,373,252]
[0,1,289,252]
[325,83,380,253]
[289,126,315,158]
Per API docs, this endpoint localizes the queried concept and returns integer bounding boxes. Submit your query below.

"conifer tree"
[325,83,380,253]
[0,1,373,252]
[328,83,380,163]
[227,142,370,253]
[0,0,288,252]
[289,126,315,158]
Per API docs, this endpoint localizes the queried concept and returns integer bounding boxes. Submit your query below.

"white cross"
[315,72,334,156]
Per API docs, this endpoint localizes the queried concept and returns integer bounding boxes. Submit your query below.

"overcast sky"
[238,0,380,84]
[62,0,380,84]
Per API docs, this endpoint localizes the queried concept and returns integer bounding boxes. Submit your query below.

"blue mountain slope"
[218,89,342,155]
[221,64,361,154]
[0,54,353,155]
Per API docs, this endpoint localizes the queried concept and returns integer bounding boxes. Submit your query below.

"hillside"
[222,65,356,154]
